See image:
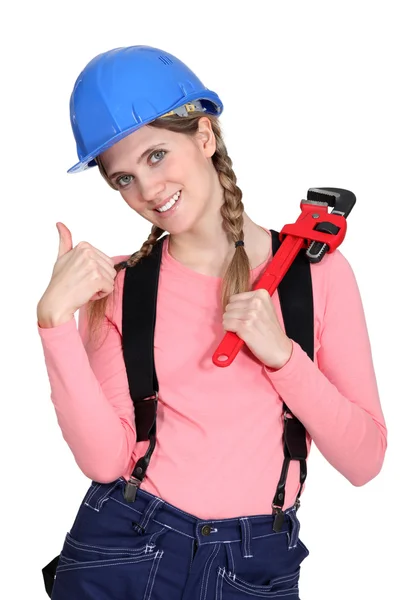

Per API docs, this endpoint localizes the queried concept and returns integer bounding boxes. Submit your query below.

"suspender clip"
[272,505,285,533]
[124,476,141,503]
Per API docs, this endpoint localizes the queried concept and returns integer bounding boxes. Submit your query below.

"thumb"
[56,222,73,259]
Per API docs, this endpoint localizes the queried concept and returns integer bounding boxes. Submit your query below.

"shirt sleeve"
[37,265,136,483]
[264,249,387,486]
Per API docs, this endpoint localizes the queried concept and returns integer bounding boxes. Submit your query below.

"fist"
[222,288,293,369]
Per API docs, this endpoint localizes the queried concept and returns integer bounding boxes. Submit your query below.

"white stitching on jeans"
[96,481,121,510]
[64,533,148,555]
[148,527,165,546]
[200,543,220,600]
[108,497,289,544]
[144,550,163,600]
[216,567,225,600]
[240,518,253,558]
[200,544,221,600]
[56,554,156,573]
[109,497,142,515]
[246,518,253,557]
[58,555,78,564]
[231,570,300,589]
[227,543,235,575]
[141,498,163,530]
[240,518,248,557]
[84,483,100,505]
[223,570,300,598]
[109,498,194,539]
[246,518,254,558]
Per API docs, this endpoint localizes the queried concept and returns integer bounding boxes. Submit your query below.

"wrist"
[268,339,293,371]
[37,300,74,328]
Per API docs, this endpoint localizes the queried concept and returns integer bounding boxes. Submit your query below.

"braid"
[211,124,251,310]
[125,225,165,267]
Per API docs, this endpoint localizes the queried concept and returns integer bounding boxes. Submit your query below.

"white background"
[1,0,398,597]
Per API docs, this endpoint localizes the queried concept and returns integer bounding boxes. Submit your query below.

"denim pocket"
[52,532,164,599]
[57,531,161,568]
[216,531,309,599]
[216,566,301,598]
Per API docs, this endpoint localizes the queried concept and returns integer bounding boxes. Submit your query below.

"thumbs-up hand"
[56,222,73,259]
[37,223,118,327]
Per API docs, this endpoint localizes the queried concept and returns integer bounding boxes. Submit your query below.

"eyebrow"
[108,143,167,180]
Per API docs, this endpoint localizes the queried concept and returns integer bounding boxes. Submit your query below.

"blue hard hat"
[68,45,224,174]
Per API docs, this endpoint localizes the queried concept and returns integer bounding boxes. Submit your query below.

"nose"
[137,171,166,203]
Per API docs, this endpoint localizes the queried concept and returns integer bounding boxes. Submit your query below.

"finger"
[93,253,118,280]
[76,243,118,276]
[231,289,271,302]
[228,291,256,302]
[223,308,258,322]
[222,316,244,333]
[224,306,248,320]
[90,246,118,268]
[97,262,117,284]
[93,289,113,301]
[56,222,73,259]
[225,299,252,312]
[88,266,114,300]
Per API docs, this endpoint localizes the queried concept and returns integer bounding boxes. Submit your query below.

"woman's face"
[100,117,222,235]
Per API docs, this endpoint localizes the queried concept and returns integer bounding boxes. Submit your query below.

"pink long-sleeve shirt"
[37,231,387,520]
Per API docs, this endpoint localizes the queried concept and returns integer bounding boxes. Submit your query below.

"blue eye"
[115,150,167,188]
[149,149,167,163]
[116,175,134,187]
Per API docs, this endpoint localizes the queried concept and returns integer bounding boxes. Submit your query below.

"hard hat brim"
[67,90,223,174]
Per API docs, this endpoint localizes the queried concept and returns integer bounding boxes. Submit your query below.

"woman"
[37,45,387,599]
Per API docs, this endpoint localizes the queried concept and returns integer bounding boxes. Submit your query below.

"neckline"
[162,229,272,283]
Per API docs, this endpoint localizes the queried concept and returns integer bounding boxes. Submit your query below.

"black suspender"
[121,237,164,502]
[121,231,314,523]
[270,229,314,531]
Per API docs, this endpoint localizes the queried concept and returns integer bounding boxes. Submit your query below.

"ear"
[196,116,216,158]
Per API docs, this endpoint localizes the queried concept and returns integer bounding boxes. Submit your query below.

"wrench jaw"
[304,188,356,263]
[307,187,356,218]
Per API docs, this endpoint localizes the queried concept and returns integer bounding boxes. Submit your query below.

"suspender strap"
[270,229,314,364]
[269,229,314,530]
[121,236,165,501]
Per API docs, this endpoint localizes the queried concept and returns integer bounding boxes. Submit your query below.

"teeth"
[156,191,181,212]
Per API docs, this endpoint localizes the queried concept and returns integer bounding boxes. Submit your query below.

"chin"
[154,213,200,236]
[158,222,193,236]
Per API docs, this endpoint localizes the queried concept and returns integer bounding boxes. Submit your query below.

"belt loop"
[287,508,300,550]
[84,479,123,512]
[225,543,236,576]
[239,518,253,558]
[133,496,164,534]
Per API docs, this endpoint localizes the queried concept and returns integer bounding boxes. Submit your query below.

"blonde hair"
[87,113,251,344]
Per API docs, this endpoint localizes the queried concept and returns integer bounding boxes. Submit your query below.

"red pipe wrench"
[212,187,356,367]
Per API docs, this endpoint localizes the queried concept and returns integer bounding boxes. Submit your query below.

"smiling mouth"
[155,190,181,213]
